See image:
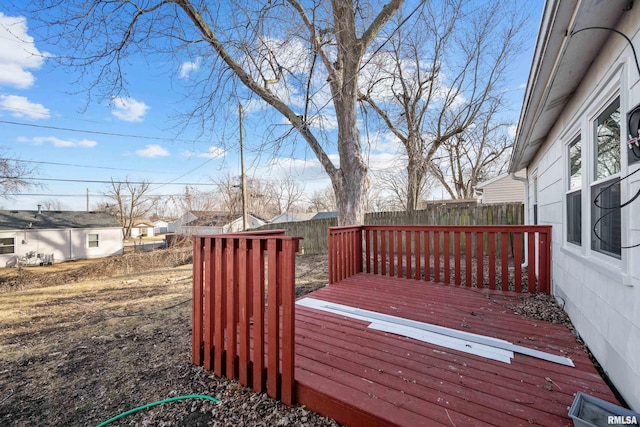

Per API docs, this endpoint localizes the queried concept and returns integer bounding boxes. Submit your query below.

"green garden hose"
[95,394,220,427]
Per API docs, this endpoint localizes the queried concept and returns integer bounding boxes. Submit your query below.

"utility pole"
[239,103,249,231]
[86,188,89,211]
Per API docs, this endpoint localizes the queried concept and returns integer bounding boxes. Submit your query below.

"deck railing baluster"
[192,230,300,404]
[327,225,552,295]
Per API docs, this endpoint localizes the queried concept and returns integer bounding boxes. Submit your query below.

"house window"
[0,238,15,254]
[88,234,99,248]
[567,136,582,245]
[591,97,621,257]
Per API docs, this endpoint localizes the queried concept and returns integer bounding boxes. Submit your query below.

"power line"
[0,157,168,174]
[0,176,216,186]
[5,193,180,197]
[0,119,204,144]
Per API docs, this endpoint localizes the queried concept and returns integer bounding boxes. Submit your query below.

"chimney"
[37,204,42,214]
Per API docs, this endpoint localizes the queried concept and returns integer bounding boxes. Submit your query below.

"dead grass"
[0,250,331,427]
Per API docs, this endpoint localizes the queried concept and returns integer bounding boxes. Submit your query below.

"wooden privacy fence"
[328,225,552,294]
[257,203,523,254]
[192,230,302,405]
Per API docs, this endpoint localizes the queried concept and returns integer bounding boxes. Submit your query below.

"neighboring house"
[475,170,526,204]
[130,222,155,238]
[510,0,640,409]
[0,208,123,267]
[175,211,267,235]
[270,212,317,224]
[310,211,338,220]
[152,219,175,235]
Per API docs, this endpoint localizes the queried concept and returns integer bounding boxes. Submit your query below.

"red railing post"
[252,239,265,392]
[454,232,461,286]
[414,231,420,281]
[281,239,296,405]
[539,227,551,293]
[527,231,536,293]
[500,232,509,291]
[267,239,279,400]
[465,232,472,287]
[373,229,379,275]
[488,232,496,290]
[213,237,224,375]
[356,227,363,274]
[433,231,440,283]
[238,239,249,386]
[514,232,523,293]
[365,228,371,273]
[192,236,204,365]
[443,231,450,284]
[476,231,484,288]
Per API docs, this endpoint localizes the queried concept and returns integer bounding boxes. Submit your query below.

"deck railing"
[328,225,552,294]
[192,230,302,405]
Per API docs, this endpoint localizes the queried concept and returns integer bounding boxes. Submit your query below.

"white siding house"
[511,0,640,409]
[130,222,155,238]
[152,219,175,235]
[0,209,123,267]
[475,170,526,204]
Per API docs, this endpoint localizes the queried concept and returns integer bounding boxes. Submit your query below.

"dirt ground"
[0,250,336,427]
[0,248,577,426]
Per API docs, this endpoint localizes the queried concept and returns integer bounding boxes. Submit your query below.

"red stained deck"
[294,273,617,427]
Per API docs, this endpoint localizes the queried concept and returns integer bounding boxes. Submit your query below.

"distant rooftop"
[0,210,120,230]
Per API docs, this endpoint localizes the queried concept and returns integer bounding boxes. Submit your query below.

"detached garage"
[0,208,123,267]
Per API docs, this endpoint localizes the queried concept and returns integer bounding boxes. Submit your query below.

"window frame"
[0,237,15,255]
[88,233,99,248]
[590,96,622,259]
[566,135,582,246]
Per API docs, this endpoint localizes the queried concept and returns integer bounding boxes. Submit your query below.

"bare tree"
[39,199,65,211]
[359,0,523,209]
[0,149,36,197]
[106,179,155,238]
[371,168,434,210]
[428,99,512,199]
[28,0,406,225]
[307,186,337,212]
[213,174,281,220]
[267,176,305,215]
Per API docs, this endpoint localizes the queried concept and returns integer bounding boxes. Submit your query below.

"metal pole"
[239,103,249,231]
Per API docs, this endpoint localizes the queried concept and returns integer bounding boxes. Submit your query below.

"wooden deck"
[294,273,617,427]
[191,227,618,426]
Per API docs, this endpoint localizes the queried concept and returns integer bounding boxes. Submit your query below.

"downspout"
[510,172,529,267]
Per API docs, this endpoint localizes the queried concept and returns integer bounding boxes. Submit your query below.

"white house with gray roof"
[0,208,123,267]
[511,0,640,409]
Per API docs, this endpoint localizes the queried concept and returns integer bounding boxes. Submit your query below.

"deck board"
[294,273,618,427]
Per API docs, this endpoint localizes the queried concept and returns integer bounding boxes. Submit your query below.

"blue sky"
[0,1,544,213]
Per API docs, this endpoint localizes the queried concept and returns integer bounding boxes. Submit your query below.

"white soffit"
[296,297,574,367]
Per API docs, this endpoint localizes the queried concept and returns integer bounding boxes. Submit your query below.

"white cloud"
[110,96,149,122]
[182,146,226,159]
[199,146,226,159]
[0,13,45,89]
[179,58,201,79]
[24,136,97,148]
[136,144,170,158]
[0,94,49,119]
